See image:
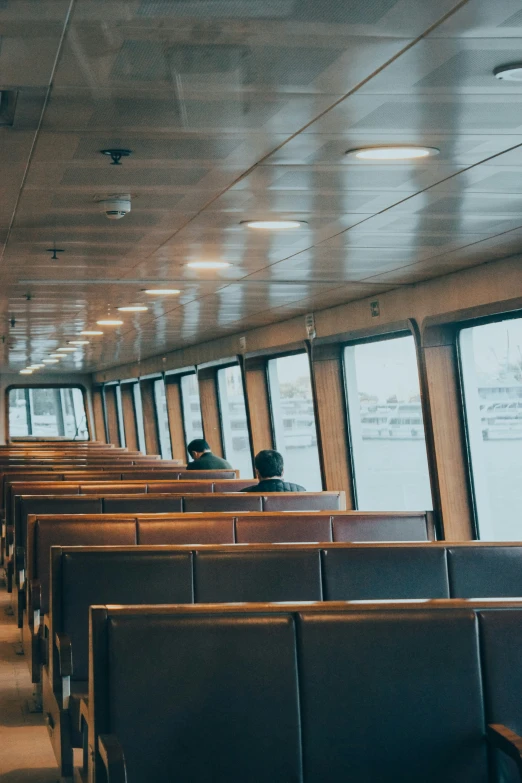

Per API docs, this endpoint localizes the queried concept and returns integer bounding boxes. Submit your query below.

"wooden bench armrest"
[55,632,72,677]
[487,724,522,776]
[30,579,41,633]
[99,734,127,783]
[15,545,25,587]
[79,695,89,733]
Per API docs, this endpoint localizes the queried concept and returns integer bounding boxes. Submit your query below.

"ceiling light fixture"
[57,347,75,352]
[49,354,64,359]
[117,306,148,312]
[346,146,439,161]
[29,364,44,369]
[42,359,59,364]
[143,289,181,295]
[68,340,89,345]
[242,220,305,230]
[20,369,33,374]
[494,64,522,81]
[186,261,231,270]
[80,330,103,336]
[97,319,123,326]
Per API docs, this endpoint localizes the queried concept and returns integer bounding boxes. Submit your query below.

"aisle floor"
[0,577,59,782]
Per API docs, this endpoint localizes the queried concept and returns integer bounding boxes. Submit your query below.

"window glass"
[460,318,522,540]
[153,378,173,459]
[267,353,322,491]
[180,373,203,445]
[217,365,253,478]
[115,385,126,447]
[8,386,88,440]
[344,336,432,511]
[132,383,147,453]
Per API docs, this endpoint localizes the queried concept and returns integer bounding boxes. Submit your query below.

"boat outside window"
[460,318,522,540]
[267,353,322,491]
[343,335,432,511]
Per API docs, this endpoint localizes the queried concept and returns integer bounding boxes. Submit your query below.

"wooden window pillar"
[92,387,107,444]
[197,368,223,456]
[140,379,160,455]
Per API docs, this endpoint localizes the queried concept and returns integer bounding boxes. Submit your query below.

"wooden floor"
[0,577,59,782]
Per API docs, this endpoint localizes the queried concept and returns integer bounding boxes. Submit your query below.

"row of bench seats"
[41,542,522,776]
[79,600,522,782]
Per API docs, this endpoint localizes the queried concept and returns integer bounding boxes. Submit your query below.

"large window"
[153,378,173,459]
[267,353,322,491]
[344,335,432,511]
[180,373,203,445]
[132,383,147,454]
[115,385,126,447]
[460,317,522,540]
[217,365,253,478]
[8,386,88,440]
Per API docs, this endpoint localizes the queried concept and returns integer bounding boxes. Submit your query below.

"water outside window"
[8,386,88,439]
[153,379,173,459]
[344,336,432,511]
[217,365,253,478]
[460,318,522,540]
[267,353,322,491]
[180,374,203,445]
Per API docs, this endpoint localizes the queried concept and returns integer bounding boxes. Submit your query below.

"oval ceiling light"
[49,354,64,359]
[29,364,44,369]
[57,347,75,352]
[494,64,522,81]
[185,261,231,270]
[144,288,182,294]
[242,220,305,230]
[19,369,33,375]
[42,359,60,364]
[117,306,148,312]
[97,319,123,326]
[80,330,104,336]
[346,146,439,161]
[68,340,89,345]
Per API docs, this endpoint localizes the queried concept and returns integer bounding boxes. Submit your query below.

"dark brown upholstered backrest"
[297,609,488,783]
[235,515,333,544]
[18,495,100,550]
[35,519,136,614]
[194,549,322,603]
[79,483,146,494]
[103,496,183,514]
[322,546,450,600]
[145,481,214,493]
[263,492,344,512]
[138,518,235,545]
[332,513,430,542]
[60,550,193,680]
[448,546,522,598]
[97,610,301,782]
[183,494,262,513]
[176,470,238,479]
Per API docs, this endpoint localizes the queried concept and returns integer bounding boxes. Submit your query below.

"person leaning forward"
[242,449,306,492]
[186,438,233,470]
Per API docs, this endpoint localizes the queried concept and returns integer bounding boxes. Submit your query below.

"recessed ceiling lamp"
[57,347,75,352]
[68,340,89,345]
[80,330,103,336]
[117,306,148,312]
[42,359,59,364]
[242,220,305,230]
[50,354,64,359]
[186,261,231,270]
[143,288,182,294]
[29,364,44,369]
[346,146,439,161]
[97,319,123,326]
[494,64,522,81]
[19,369,33,374]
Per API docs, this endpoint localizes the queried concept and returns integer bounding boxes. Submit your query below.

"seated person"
[186,438,233,470]
[243,449,306,492]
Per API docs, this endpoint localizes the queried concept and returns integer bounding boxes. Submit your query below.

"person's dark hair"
[187,438,210,456]
[254,449,284,479]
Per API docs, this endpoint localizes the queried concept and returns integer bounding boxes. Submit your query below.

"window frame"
[177,370,204,453]
[340,328,433,512]
[215,361,254,474]
[153,375,173,459]
[456,308,522,541]
[132,381,147,454]
[6,383,91,442]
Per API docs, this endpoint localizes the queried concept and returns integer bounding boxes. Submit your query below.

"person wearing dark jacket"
[186,438,233,470]
[242,449,306,492]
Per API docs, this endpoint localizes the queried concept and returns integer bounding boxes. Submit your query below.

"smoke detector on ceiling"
[98,193,131,220]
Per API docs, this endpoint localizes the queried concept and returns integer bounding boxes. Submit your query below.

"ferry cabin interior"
[1,0,522,781]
